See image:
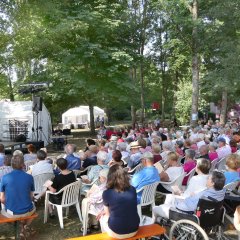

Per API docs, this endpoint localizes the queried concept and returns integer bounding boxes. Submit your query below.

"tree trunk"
[172,71,179,119]
[220,90,227,125]
[130,67,137,128]
[190,0,199,127]
[7,68,14,101]
[140,62,145,124]
[89,104,95,135]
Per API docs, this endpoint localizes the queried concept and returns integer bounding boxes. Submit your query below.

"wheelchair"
[156,197,229,240]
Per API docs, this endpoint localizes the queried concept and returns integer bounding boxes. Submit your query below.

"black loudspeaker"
[15,134,27,142]
[32,96,42,112]
[25,141,44,150]
[63,129,71,135]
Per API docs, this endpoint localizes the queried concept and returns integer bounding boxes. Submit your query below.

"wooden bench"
[67,224,166,240]
[0,213,38,240]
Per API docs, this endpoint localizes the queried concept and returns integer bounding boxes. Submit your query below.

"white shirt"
[216,145,232,160]
[163,166,183,192]
[32,160,53,176]
[183,174,208,197]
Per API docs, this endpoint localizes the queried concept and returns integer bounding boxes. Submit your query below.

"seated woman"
[152,144,162,164]
[81,168,109,231]
[97,165,140,239]
[208,142,218,161]
[153,171,226,220]
[108,150,125,167]
[46,158,76,216]
[182,149,196,186]
[224,154,240,185]
[157,152,184,193]
[24,144,37,162]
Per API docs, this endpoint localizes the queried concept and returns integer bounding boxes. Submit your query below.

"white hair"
[108,142,117,150]
[162,141,173,151]
[97,151,107,163]
[118,142,127,151]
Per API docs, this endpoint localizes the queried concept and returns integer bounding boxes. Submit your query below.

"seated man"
[127,141,142,170]
[157,152,184,193]
[81,151,109,192]
[0,156,13,183]
[31,150,54,176]
[0,144,5,167]
[82,145,98,169]
[0,155,36,238]
[153,171,226,220]
[64,144,81,170]
[131,152,160,203]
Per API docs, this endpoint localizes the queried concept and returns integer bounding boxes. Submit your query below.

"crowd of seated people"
[0,120,240,239]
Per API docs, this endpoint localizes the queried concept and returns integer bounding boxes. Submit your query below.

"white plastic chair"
[209,158,218,173]
[224,181,239,191]
[157,171,186,196]
[128,163,144,175]
[44,180,82,229]
[137,181,159,224]
[73,170,82,178]
[216,157,227,172]
[184,167,196,186]
[24,160,37,171]
[33,173,54,196]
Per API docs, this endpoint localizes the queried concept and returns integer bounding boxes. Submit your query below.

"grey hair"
[65,144,74,155]
[209,142,218,150]
[162,141,173,151]
[118,142,127,151]
[13,150,23,157]
[185,149,196,159]
[97,151,107,163]
[108,142,117,151]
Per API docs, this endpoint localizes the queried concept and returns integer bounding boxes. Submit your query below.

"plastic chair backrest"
[24,160,37,171]
[138,182,159,207]
[209,159,218,172]
[186,167,196,186]
[216,157,227,171]
[34,173,54,194]
[128,163,144,174]
[61,180,81,206]
[224,181,239,191]
[174,171,186,188]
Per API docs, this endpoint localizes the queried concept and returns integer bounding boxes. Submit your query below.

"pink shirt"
[182,160,196,185]
[216,145,232,160]
[208,152,218,161]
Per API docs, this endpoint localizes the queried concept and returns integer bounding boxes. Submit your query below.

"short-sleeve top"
[0,170,34,214]
[103,186,140,234]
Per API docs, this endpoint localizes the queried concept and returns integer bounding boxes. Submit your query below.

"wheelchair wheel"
[169,219,209,240]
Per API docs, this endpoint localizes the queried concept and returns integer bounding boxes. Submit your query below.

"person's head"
[11,155,24,170]
[229,139,237,148]
[89,145,98,155]
[209,142,218,152]
[226,154,240,171]
[138,138,147,149]
[65,144,74,155]
[175,140,184,149]
[152,144,161,154]
[162,141,173,151]
[185,149,196,161]
[199,145,209,156]
[0,144,5,153]
[218,137,226,147]
[167,152,179,166]
[184,139,192,148]
[196,158,211,174]
[112,150,122,162]
[152,136,160,145]
[4,155,11,167]
[99,139,106,148]
[109,135,118,142]
[27,144,36,154]
[106,164,130,192]
[117,132,122,139]
[140,151,154,167]
[108,141,117,151]
[118,142,127,152]
[13,150,23,157]
[97,150,108,165]
[207,171,225,190]
[99,168,109,184]
[56,158,68,171]
[86,138,96,147]
[37,150,47,161]
[130,141,140,154]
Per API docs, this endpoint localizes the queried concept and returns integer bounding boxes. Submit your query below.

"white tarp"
[0,101,52,146]
[62,105,105,128]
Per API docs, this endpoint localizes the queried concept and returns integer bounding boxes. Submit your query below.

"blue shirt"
[66,154,81,170]
[82,156,97,169]
[0,154,4,167]
[103,186,140,234]
[131,166,160,203]
[0,170,34,214]
[128,152,142,169]
[175,188,226,212]
[224,171,240,185]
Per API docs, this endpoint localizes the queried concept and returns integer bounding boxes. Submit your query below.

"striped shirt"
[0,166,13,183]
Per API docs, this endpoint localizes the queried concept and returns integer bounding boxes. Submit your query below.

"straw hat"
[130,141,140,149]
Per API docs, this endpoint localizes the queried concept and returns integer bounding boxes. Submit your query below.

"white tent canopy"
[62,105,105,128]
[0,101,52,146]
